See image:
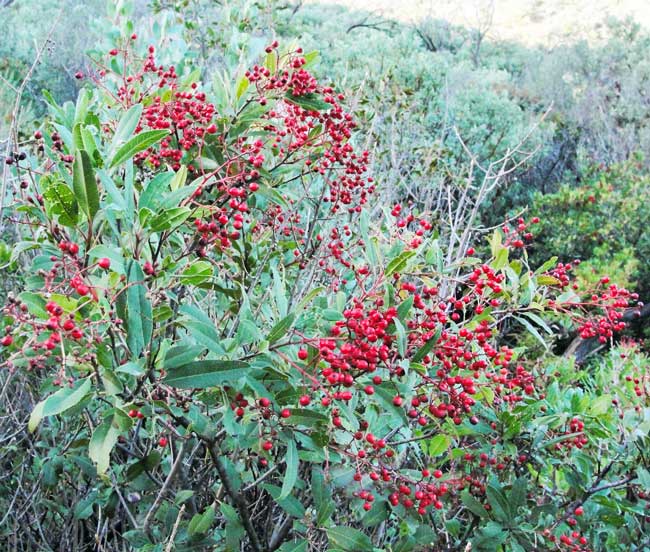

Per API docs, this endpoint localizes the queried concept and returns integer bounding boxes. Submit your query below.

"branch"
[206,439,264,552]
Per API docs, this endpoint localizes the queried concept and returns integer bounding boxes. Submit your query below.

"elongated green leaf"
[110,129,168,168]
[412,327,442,363]
[428,434,450,456]
[385,250,416,277]
[29,378,92,431]
[326,526,373,552]
[461,490,489,518]
[73,149,99,221]
[267,313,295,344]
[180,261,213,285]
[285,92,331,112]
[188,505,215,536]
[126,262,153,357]
[43,180,79,227]
[163,360,251,389]
[111,103,143,153]
[279,439,298,500]
[89,419,120,474]
[278,540,308,552]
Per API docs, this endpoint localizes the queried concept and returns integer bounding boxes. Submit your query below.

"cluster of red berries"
[502,216,539,248]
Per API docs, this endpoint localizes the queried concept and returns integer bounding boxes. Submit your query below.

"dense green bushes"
[1,2,650,551]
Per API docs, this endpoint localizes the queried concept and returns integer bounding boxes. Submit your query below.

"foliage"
[0,19,647,551]
[529,156,650,298]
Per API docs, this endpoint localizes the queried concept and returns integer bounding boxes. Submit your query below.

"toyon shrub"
[2,33,649,552]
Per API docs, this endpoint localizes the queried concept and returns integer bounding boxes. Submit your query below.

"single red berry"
[98,258,111,270]
[433,469,443,479]
[1,335,13,347]
[259,397,271,408]
[74,71,84,79]
[299,395,311,407]
[68,243,79,255]
[206,123,217,134]
[392,396,403,407]
[280,408,291,418]
[575,506,584,516]
[128,409,138,418]
[262,440,273,451]
[34,130,42,139]
[109,48,118,56]
[158,437,168,447]
[297,348,308,360]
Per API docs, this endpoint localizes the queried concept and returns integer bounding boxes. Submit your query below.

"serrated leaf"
[126,261,153,357]
[109,129,168,168]
[461,490,489,518]
[180,261,213,285]
[326,526,373,551]
[163,360,251,389]
[43,180,79,227]
[428,434,450,456]
[285,92,330,112]
[72,149,99,221]
[267,313,295,344]
[188,505,215,535]
[385,250,416,277]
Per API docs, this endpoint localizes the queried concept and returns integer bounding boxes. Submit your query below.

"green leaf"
[278,540,308,552]
[188,505,215,536]
[89,419,120,474]
[180,261,213,285]
[111,103,143,153]
[326,526,373,551]
[148,207,191,232]
[126,262,153,357]
[279,439,298,500]
[461,490,489,518]
[43,180,79,227]
[72,149,100,221]
[514,315,549,350]
[493,246,509,270]
[163,360,251,389]
[428,434,450,456]
[411,327,442,363]
[109,129,169,168]
[139,172,173,211]
[267,313,295,344]
[385,250,416,277]
[486,483,511,522]
[284,92,330,112]
[29,378,92,431]
[262,484,305,518]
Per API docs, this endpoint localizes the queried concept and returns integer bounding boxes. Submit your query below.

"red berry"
[158,437,168,447]
[299,395,311,407]
[109,49,118,56]
[262,440,273,451]
[259,397,271,407]
[575,506,584,516]
[392,396,403,407]
[98,258,111,270]
[280,408,291,418]
[297,348,308,360]
[206,123,217,134]
[1,335,13,347]
[128,409,138,418]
